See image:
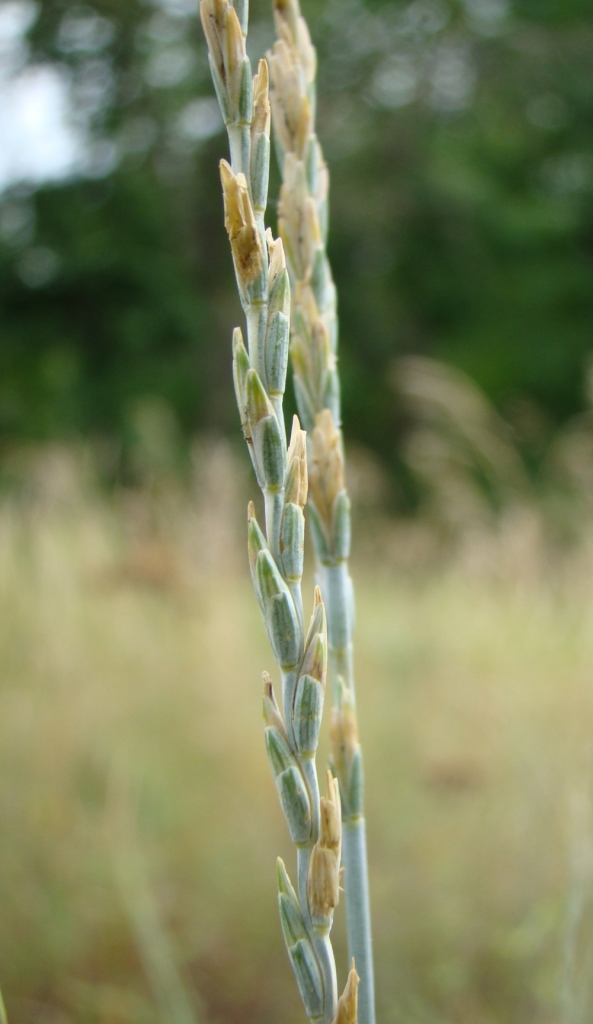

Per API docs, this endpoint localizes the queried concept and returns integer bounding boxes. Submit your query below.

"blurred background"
[2,0,593,1021]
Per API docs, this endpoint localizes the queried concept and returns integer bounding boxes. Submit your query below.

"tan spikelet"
[220,160,263,285]
[200,0,227,81]
[308,771,342,923]
[272,0,316,91]
[224,5,244,82]
[252,59,270,137]
[200,0,245,92]
[278,157,313,279]
[309,409,344,537]
[267,231,286,288]
[320,770,341,856]
[262,672,289,739]
[332,961,359,1024]
[268,40,300,153]
[330,689,359,785]
[286,415,308,507]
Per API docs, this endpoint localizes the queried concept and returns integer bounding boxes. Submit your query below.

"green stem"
[319,563,350,641]
[318,561,376,1024]
[227,122,251,177]
[319,562,354,696]
[342,819,375,1024]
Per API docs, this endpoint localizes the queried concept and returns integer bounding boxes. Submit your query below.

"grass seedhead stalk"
[268,3,375,1021]
[201,3,348,1021]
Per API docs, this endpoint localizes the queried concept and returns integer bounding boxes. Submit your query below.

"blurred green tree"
[0,0,592,495]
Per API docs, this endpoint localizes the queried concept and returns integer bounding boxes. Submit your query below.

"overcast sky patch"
[0,1,85,193]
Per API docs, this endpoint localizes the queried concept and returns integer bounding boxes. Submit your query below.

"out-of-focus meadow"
[2,0,593,1021]
[3,420,593,1024]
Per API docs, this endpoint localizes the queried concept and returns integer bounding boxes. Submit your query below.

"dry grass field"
[2,445,593,1024]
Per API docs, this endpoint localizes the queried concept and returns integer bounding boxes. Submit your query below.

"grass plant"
[267,7,375,1020]
[199,1,354,1021]
[199,1,372,1020]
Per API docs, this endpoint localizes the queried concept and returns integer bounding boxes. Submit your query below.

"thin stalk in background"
[200,3,357,1022]
[267,4,376,1023]
[108,771,203,1024]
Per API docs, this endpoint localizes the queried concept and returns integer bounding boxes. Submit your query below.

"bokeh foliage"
[1,0,593,490]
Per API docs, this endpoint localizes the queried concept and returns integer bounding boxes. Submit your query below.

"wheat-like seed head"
[202,1,368,1018]
[267,0,374,1018]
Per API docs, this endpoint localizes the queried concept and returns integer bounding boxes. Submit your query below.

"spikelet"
[308,771,342,928]
[220,161,263,287]
[200,0,249,125]
[333,961,359,1024]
